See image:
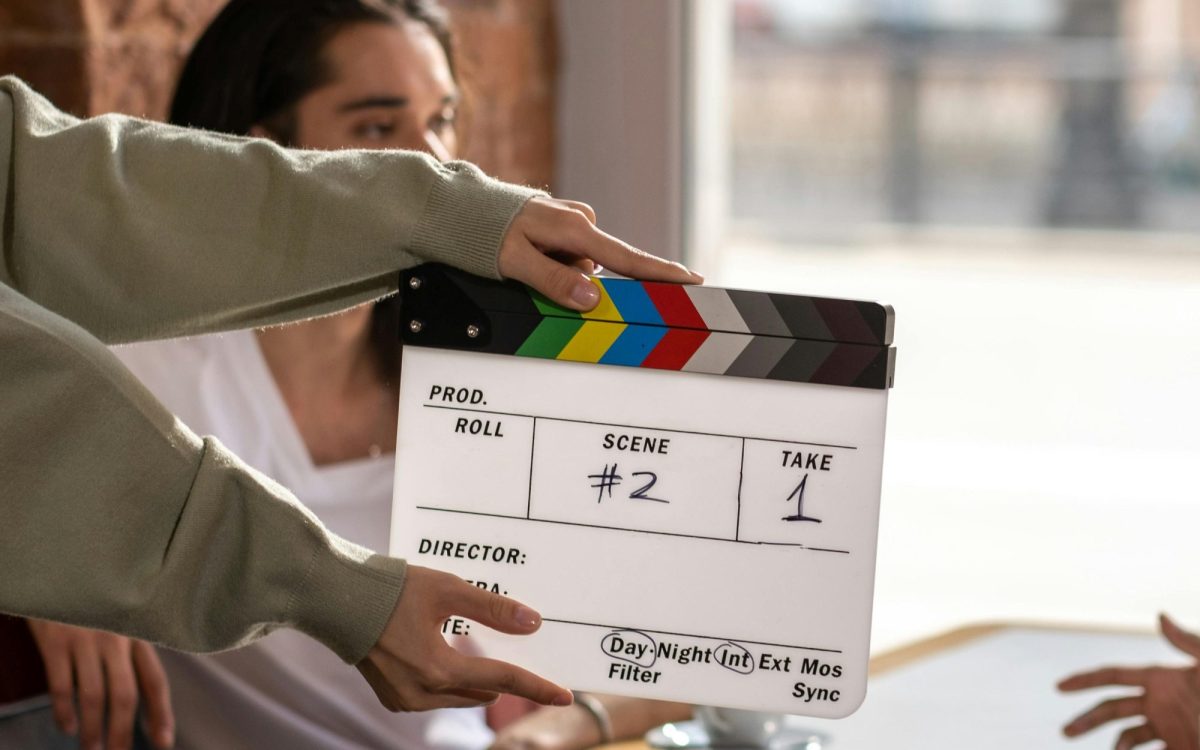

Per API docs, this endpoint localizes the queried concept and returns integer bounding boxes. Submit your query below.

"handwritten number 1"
[782,473,821,523]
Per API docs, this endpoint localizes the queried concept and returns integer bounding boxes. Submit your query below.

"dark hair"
[170,0,455,383]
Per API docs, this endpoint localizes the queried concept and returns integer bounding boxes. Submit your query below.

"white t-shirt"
[115,331,493,750]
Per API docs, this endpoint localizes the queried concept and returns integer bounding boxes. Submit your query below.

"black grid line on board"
[526,416,537,520]
[412,506,850,554]
[422,404,860,451]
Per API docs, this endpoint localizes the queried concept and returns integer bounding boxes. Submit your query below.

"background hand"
[489,694,692,750]
[356,565,572,712]
[1058,614,1200,750]
[489,703,601,750]
[498,197,703,312]
[26,619,174,750]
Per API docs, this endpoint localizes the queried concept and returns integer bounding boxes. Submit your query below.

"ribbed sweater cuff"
[290,537,408,664]
[410,161,545,279]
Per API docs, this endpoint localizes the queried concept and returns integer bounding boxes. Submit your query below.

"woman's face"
[288,19,459,160]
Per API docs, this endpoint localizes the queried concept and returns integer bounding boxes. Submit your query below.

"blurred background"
[560,0,1200,653]
[3,0,1197,653]
[731,0,1200,236]
[724,0,1200,651]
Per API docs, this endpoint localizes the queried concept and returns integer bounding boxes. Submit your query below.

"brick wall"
[445,0,557,189]
[0,1,94,117]
[0,0,556,185]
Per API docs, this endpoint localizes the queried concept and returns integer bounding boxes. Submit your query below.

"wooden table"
[605,621,1182,750]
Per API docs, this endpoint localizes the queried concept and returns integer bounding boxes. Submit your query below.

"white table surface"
[792,625,1186,748]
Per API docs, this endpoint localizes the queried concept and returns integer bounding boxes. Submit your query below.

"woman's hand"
[490,694,693,750]
[356,565,572,712]
[498,197,703,312]
[26,619,174,750]
[1058,614,1200,750]
[490,703,603,750]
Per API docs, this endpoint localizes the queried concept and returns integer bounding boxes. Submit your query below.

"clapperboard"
[390,264,895,717]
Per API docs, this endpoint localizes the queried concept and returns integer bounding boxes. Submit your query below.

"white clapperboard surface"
[389,264,896,718]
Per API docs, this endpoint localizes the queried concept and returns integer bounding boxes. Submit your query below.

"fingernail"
[514,606,541,628]
[552,691,573,706]
[571,279,599,309]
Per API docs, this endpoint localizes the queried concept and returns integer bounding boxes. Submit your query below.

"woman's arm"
[0,283,404,658]
[0,283,569,711]
[0,75,534,343]
[0,77,699,343]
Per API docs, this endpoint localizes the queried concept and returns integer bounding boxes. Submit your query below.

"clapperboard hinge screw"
[409,320,424,333]
[408,276,422,290]
[466,324,480,338]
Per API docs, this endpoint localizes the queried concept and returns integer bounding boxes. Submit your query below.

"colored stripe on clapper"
[558,321,628,363]
[600,324,668,366]
[600,279,664,326]
[516,318,585,358]
[643,328,710,370]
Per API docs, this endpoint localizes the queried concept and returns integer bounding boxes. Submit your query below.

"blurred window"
[729,0,1200,239]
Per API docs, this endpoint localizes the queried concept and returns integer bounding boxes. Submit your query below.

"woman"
[21,1,689,748]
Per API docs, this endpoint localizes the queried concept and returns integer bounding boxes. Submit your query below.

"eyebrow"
[338,96,408,113]
[337,93,460,113]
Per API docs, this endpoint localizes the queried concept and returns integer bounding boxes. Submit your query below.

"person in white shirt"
[17,1,689,748]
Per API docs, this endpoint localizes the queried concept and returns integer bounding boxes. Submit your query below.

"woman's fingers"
[402,689,500,712]
[575,227,700,284]
[100,637,138,750]
[443,687,501,705]
[132,641,175,749]
[1062,695,1145,736]
[1115,722,1157,750]
[446,651,571,708]
[72,637,107,750]
[528,203,697,282]
[512,246,603,311]
[441,576,540,636]
[499,197,702,312]
[1160,613,1200,660]
[1058,666,1152,691]
[439,579,571,706]
[36,635,79,737]
[359,566,571,713]
[421,566,542,637]
[559,199,597,224]
[357,652,503,713]
[26,622,165,750]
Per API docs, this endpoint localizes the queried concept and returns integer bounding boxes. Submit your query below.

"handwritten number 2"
[630,472,669,504]
[588,465,669,504]
[782,473,821,523]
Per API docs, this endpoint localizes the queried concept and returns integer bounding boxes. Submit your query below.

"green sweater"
[0,76,540,664]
